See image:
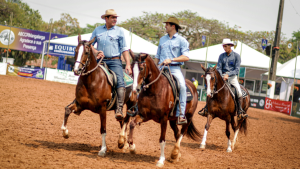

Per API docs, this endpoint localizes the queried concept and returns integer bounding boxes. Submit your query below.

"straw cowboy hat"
[222,38,234,46]
[101,9,119,19]
[163,17,182,29]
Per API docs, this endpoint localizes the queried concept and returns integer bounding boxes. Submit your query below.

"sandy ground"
[1,75,300,169]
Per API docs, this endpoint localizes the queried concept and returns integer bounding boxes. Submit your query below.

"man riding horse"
[90,9,132,121]
[199,38,248,119]
[154,17,190,124]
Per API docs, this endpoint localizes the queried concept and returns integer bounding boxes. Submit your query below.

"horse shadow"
[165,140,224,151]
[26,140,157,164]
[276,116,300,124]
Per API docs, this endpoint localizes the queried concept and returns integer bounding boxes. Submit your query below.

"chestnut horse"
[126,51,201,167]
[200,64,249,152]
[60,35,136,156]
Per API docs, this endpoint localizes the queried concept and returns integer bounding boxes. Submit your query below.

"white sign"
[0,62,7,75]
[45,68,78,85]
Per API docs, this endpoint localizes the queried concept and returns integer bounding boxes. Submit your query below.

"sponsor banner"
[46,43,76,56]
[0,62,7,75]
[0,25,67,54]
[45,68,78,85]
[264,97,292,115]
[291,102,300,118]
[7,65,45,79]
[249,96,265,109]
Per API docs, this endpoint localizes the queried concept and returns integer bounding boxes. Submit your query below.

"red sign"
[264,97,292,115]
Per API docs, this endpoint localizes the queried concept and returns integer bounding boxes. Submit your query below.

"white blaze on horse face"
[132,63,139,92]
[206,74,212,96]
[74,45,84,71]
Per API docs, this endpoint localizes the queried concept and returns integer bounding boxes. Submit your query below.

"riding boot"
[115,87,125,121]
[237,96,248,120]
[198,104,208,117]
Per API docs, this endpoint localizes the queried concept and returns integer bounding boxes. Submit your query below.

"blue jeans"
[169,66,187,117]
[98,59,125,89]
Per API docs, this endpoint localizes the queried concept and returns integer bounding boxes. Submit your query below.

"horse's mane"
[145,55,160,71]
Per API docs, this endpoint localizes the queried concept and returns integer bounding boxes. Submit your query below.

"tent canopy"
[45,27,158,56]
[189,41,282,69]
[265,55,300,79]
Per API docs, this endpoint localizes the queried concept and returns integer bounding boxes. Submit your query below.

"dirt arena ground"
[1,75,300,169]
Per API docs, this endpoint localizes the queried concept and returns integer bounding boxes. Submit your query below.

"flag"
[287,42,293,53]
[202,35,206,46]
[233,39,238,49]
[261,39,268,50]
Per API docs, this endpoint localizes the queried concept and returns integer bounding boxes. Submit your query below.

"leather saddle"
[225,81,248,114]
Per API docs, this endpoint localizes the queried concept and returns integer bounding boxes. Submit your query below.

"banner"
[45,68,79,85]
[249,96,265,109]
[7,65,45,79]
[261,39,268,50]
[0,62,7,75]
[202,35,206,46]
[46,43,76,56]
[0,25,67,54]
[287,42,293,53]
[291,102,300,118]
[264,97,292,115]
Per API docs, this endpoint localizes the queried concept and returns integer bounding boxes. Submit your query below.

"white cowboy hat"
[222,38,234,46]
[101,9,119,19]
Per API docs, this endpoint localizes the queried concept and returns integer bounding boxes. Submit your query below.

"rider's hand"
[125,64,132,75]
[96,51,104,59]
[163,59,172,65]
[223,74,229,81]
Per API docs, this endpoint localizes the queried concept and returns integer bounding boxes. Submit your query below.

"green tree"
[49,13,81,36]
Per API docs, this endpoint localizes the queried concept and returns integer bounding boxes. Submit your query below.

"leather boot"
[198,104,208,117]
[237,96,248,120]
[115,87,125,121]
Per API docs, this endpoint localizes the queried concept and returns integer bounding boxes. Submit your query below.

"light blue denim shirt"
[155,33,189,65]
[216,51,241,77]
[90,25,127,58]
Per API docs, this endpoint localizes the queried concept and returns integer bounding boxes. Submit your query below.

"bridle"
[206,70,225,98]
[76,41,104,76]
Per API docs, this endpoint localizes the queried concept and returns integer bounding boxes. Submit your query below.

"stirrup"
[127,109,137,117]
[198,107,208,117]
[177,116,187,125]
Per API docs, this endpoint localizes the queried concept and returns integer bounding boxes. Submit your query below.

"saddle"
[162,68,193,116]
[225,82,248,114]
[99,62,133,110]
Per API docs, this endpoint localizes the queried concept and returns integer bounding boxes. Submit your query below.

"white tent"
[41,27,158,67]
[188,41,282,69]
[265,55,300,79]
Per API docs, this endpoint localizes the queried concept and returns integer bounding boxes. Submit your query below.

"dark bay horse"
[60,35,136,156]
[200,64,249,152]
[126,51,201,167]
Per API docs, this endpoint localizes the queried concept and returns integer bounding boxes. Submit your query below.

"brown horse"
[126,51,201,167]
[200,64,249,152]
[60,35,136,156]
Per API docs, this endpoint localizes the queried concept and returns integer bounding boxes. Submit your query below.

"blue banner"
[202,35,206,46]
[46,43,76,56]
[261,39,268,50]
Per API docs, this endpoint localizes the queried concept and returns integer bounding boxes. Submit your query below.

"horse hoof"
[226,149,232,153]
[62,130,69,139]
[171,145,179,159]
[200,144,206,149]
[98,150,106,157]
[129,144,136,154]
[156,161,164,168]
[118,135,126,149]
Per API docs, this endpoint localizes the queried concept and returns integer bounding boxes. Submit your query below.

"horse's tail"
[239,118,249,136]
[186,120,202,141]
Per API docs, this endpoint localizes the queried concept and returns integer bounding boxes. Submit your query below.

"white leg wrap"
[227,139,232,152]
[177,134,183,146]
[201,129,208,145]
[158,141,166,165]
[98,133,107,156]
[120,122,127,136]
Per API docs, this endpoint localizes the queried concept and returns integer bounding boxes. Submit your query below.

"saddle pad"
[100,65,113,86]
[123,72,133,87]
[99,65,133,88]
[186,86,193,101]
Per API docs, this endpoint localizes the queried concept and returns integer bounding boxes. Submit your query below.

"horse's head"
[201,64,218,98]
[129,49,149,93]
[74,34,96,75]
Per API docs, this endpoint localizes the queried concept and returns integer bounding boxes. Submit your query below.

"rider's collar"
[103,24,115,30]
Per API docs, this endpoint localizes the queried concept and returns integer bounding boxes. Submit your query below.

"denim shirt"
[90,25,127,58]
[216,51,241,77]
[155,33,189,65]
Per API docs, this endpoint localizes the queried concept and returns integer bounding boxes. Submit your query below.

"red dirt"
[1,75,300,169]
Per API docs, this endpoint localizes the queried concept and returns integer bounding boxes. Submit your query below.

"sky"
[21,0,300,39]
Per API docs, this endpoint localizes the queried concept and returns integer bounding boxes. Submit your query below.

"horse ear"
[89,37,96,46]
[129,49,135,59]
[213,64,217,70]
[78,34,81,42]
[200,64,206,72]
[140,53,148,61]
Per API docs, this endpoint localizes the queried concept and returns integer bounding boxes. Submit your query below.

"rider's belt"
[169,64,181,67]
[103,56,120,60]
